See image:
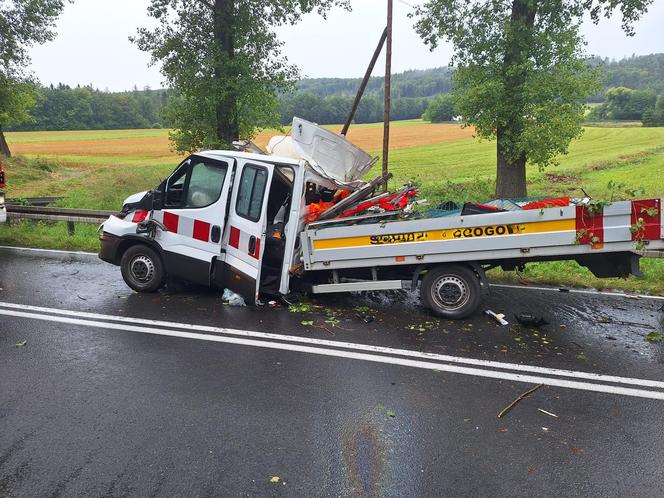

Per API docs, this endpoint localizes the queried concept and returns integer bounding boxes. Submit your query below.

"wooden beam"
[340,27,388,137]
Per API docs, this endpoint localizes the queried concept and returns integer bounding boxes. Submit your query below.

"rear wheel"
[120,244,165,293]
[420,264,481,319]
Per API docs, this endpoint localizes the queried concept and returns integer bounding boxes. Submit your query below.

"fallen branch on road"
[497,384,543,418]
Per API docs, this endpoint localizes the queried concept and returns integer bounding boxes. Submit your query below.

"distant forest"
[8,53,664,132]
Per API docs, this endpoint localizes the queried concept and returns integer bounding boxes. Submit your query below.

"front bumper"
[99,231,122,265]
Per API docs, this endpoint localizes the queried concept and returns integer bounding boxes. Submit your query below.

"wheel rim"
[129,254,155,283]
[431,274,470,311]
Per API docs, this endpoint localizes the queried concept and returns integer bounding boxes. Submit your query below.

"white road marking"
[1,305,664,400]
[0,245,97,257]
[2,300,664,390]
[491,283,664,301]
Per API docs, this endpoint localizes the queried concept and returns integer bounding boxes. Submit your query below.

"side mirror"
[152,181,166,211]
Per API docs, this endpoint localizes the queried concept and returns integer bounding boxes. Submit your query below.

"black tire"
[120,244,166,293]
[420,264,482,319]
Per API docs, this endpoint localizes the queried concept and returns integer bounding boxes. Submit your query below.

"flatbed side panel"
[301,200,662,270]
[308,205,577,240]
[304,240,664,271]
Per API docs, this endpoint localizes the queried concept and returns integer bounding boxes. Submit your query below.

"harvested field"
[8,121,474,159]
[255,122,475,152]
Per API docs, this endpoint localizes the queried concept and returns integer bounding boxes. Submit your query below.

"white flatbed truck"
[99,119,664,318]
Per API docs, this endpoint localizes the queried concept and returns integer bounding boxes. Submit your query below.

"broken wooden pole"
[340,27,388,137]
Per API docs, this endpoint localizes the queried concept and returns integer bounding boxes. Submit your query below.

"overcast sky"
[28,0,664,92]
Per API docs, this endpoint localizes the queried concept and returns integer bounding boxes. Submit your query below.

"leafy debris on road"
[301,320,314,326]
[406,321,437,333]
[387,410,396,418]
[497,384,544,418]
[14,340,27,347]
[538,408,558,418]
[288,303,313,313]
[645,332,662,343]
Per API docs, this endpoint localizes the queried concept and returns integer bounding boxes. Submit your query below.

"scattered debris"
[542,427,549,432]
[301,320,314,326]
[356,314,375,324]
[221,288,246,306]
[77,294,87,301]
[387,410,396,418]
[485,310,508,326]
[538,408,558,418]
[498,427,508,433]
[514,312,549,327]
[288,303,313,313]
[497,384,543,418]
[269,476,281,483]
[406,321,437,332]
[268,300,278,308]
[14,340,27,347]
[645,332,662,343]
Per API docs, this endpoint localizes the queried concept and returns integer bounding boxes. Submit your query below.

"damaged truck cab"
[100,150,306,304]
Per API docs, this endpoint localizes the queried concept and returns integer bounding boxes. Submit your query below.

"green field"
[2,122,663,295]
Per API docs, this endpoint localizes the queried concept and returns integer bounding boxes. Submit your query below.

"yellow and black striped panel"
[312,219,575,250]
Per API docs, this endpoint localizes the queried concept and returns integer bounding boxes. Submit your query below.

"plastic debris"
[222,288,246,307]
[514,312,549,327]
[485,309,509,325]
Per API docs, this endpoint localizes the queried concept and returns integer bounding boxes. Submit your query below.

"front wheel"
[120,244,166,293]
[420,264,481,319]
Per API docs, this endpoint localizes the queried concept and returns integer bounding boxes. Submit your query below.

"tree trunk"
[0,127,11,157]
[495,0,536,198]
[213,0,239,146]
[496,127,527,198]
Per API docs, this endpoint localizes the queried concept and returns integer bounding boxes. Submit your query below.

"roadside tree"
[0,0,68,156]
[413,0,652,197]
[134,0,350,153]
[422,94,455,122]
[642,95,664,127]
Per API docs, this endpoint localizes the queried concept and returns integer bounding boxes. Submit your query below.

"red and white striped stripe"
[152,211,212,243]
[575,198,661,248]
[228,226,261,259]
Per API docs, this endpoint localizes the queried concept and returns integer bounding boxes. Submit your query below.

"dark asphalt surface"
[1,247,663,497]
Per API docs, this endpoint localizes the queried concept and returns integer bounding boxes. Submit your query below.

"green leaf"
[645,332,662,343]
[387,410,396,418]
[301,320,314,326]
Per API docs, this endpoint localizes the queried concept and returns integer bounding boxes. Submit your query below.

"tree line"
[8,84,170,131]
[6,53,664,132]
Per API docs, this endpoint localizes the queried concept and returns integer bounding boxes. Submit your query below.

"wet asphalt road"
[1,247,664,497]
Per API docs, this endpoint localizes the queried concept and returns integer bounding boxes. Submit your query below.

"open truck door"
[220,158,275,304]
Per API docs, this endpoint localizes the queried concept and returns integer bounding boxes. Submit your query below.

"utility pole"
[382,0,393,192]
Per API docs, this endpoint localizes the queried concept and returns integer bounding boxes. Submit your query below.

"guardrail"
[6,197,64,206]
[5,205,114,235]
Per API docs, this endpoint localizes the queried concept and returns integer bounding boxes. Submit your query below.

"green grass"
[488,259,664,296]
[2,123,663,295]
